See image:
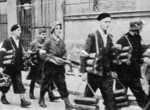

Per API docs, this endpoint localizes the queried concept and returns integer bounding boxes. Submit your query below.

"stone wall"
[7,0,17,36]
[64,0,150,62]
[65,0,90,15]
[97,0,150,12]
[65,0,150,14]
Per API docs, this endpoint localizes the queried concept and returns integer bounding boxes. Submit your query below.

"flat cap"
[11,24,21,32]
[97,13,111,21]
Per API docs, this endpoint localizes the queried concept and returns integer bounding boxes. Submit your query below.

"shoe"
[64,98,74,109]
[48,91,60,102]
[21,99,31,108]
[29,93,35,99]
[38,96,47,108]
[1,94,10,104]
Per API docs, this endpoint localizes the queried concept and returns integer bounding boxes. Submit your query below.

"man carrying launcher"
[116,18,148,109]
[0,24,31,107]
[80,13,118,110]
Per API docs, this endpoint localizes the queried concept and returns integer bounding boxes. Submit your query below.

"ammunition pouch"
[113,79,128,108]
[3,50,15,65]
[85,53,103,76]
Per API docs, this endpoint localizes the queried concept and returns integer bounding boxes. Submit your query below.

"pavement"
[0,65,148,110]
[22,66,87,96]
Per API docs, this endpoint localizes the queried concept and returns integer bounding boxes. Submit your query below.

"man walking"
[26,28,60,101]
[0,24,31,107]
[116,18,147,109]
[39,22,74,109]
[81,13,117,110]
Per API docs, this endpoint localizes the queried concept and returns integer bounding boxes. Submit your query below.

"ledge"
[64,10,150,21]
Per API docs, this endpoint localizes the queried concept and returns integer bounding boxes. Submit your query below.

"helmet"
[50,22,62,33]
[130,18,145,31]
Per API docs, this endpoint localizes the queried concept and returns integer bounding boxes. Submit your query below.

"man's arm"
[39,39,51,61]
[0,39,9,68]
[0,39,9,73]
[28,40,38,52]
[42,39,51,52]
[79,33,94,74]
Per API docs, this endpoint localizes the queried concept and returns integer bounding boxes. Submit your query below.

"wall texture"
[7,0,17,36]
[3,0,150,62]
[64,0,150,62]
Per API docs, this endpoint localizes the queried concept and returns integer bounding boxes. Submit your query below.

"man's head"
[50,22,62,37]
[11,24,21,38]
[38,28,46,40]
[97,13,111,32]
[130,18,144,32]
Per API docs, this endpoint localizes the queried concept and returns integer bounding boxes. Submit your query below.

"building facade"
[64,0,150,62]
[0,0,150,61]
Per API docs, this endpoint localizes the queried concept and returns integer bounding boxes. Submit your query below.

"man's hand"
[0,68,4,74]
[143,49,150,57]
[143,57,150,65]
[111,72,118,79]
[80,50,89,57]
[81,73,88,82]
[39,49,47,59]
[113,44,122,50]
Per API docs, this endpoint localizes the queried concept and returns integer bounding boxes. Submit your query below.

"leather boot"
[21,99,31,108]
[1,94,10,104]
[64,98,74,109]
[29,93,35,99]
[48,91,60,102]
[38,95,47,108]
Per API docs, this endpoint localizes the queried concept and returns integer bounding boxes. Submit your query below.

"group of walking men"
[0,21,74,109]
[80,13,150,110]
[0,12,150,110]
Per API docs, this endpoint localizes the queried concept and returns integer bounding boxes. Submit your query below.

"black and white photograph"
[0,0,150,110]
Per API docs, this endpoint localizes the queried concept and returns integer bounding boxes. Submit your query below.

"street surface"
[0,66,148,110]
[0,86,143,110]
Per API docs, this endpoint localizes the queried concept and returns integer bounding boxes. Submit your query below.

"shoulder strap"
[21,44,26,53]
[108,34,113,40]
[9,38,26,53]
[9,38,16,52]
[94,32,99,54]
[124,35,133,50]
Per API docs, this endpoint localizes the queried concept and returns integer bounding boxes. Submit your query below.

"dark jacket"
[42,37,67,58]
[28,38,45,51]
[81,30,113,76]
[26,38,45,84]
[0,37,24,71]
[116,32,145,78]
